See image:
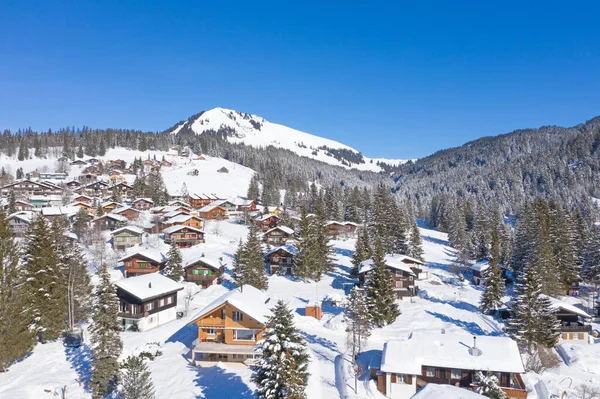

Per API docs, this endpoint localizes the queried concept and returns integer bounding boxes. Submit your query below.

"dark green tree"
[121,355,156,399]
[163,241,183,281]
[365,238,400,327]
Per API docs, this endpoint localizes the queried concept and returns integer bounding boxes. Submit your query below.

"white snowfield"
[410,383,486,399]
[174,107,406,172]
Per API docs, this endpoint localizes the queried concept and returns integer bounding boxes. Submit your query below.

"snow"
[40,206,80,217]
[380,332,525,374]
[187,285,272,325]
[265,244,299,257]
[264,226,294,235]
[118,246,166,264]
[541,294,592,319]
[359,254,417,275]
[177,107,407,172]
[182,255,224,269]
[197,203,226,213]
[162,225,204,234]
[110,225,145,236]
[411,384,485,399]
[114,273,184,301]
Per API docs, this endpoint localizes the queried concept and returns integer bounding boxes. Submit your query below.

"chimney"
[470,336,482,356]
[148,282,152,289]
[473,336,476,349]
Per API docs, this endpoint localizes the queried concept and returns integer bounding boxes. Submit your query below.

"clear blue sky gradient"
[1,1,600,158]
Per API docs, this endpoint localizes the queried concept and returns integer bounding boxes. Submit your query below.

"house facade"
[184,257,225,288]
[263,226,294,245]
[163,225,205,247]
[93,213,128,231]
[187,285,271,366]
[188,193,223,209]
[132,198,154,210]
[359,255,417,298]
[115,273,183,331]
[111,226,144,250]
[370,332,527,399]
[265,245,297,275]
[198,204,228,220]
[255,214,278,232]
[119,248,166,278]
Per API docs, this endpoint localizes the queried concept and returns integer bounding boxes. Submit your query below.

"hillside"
[168,107,405,172]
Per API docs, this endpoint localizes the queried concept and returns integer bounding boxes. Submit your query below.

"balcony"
[559,322,592,333]
[118,311,145,319]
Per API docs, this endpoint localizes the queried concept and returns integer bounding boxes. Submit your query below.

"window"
[145,302,153,311]
[233,329,256,341]
[207,328,216,335]
[232,311,243,322]
[159,299,165,307]
[425,367,435,377]
[167,296,173,305]
[138,262,148,269]
[221,309,226,319]
[451,369,461,379]
[397,374,410,384]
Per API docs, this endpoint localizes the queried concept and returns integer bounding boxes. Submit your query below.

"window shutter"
[407,375,413,384]
[391,374,397,383]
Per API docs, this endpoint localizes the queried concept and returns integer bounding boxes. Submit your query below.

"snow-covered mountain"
[170,107,406,172]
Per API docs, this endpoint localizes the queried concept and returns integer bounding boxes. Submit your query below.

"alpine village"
[2,109,600,399]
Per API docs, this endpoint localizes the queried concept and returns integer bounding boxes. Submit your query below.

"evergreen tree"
[17,139,26,161]
[407,218,424,262]
[234,228,268,290]
[365,238,400,327]
[247,174,260,202]
[475,371,507,399]
[479,225,505,314]
[72,208,90,239]
[76,145,84,158]
[121,355,156,399]
[251,300,309,399]
[0,211,34,371]
[7,190,16,214]
[351,227,372,277]
[344,288,371,393]
[582,228,600,286]
[89,267,123,398]
[507,265,560,352]
[471,207,490,260]
[311,200,335,280]
[22,216,66,342]
[232,239,248,286]
[293,206,313,281]
[163,241,183,281]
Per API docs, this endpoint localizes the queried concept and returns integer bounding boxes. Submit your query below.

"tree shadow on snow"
[334,247,354,258]
[425,311,499,336]
[422,234,449,247]
[422,295,479,313]
[301,332,339,363]
[166,323,198,349]
[64,344,92,391]
[191,364,254,399]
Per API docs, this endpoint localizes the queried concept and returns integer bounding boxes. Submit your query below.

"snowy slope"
[172,107,406,172]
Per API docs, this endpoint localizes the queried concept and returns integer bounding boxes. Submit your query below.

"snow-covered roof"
[380,332,525,375]
[95,213,128,222]
[9,211,35,223]
[265,245,299,257]
[188,285,272,325]
[162,210,188,219]
[73,194,92,200]
[411,384,485,399]
[209,199,236,207]
[132,197,154,204]
[470,260,507,272]
[110,226,145,236]
[101,201,122,208]
[255,213,278,221]
[112,206,138,215]
[343,221,359,227]
[63,231,78,240]
[198,203,227,213]
[114,273,183,302]
[165,214,199,224]
[162,224,204,235]
[41,206,80,217]
[541,294,592,319]
[184,256,223,270]
[359,254,417,275]
[118,246,166,264]
[168,200,191,207]
[265,226,294,235]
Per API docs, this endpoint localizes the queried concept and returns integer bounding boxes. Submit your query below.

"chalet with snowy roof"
[235,199,257,212]
[164,214,204,230]
[112,206,140,221]
[153,204,191,216]
[410,384,486,399]
[80,181,109,197]
[66,180,82,189]
[29,194,63,208]
[184,257,225,288]
[327,220,359,239]
[119,247,167,278]
[187,285,271,366]
[359,255,417,299]
[543,295,592,342]
[369,332,527,399]
[72,201,93,214]
[70,159,87,166]
[263,226,294,245]
[169,199,192,208]
[8,211,34,237]
[13,200,34,212]
[163,225,205,247]
[198,204,228,220]
[77,173,97,185]
[210,199,237,212]
[39,172,68,180]
[73,194,93,204]
[101,201,122,213]
[0,179,63,198]
[109,182,134,198]
[93,213,128,231]
[41,206,80,221]
[188,193,224,209]
[132,198,154,211]
[470,260,511,286]
[254,214,278,232]
[217,166,229,174]
[115,273,183,332]
[111,226,145,250]
[265,245,298,275]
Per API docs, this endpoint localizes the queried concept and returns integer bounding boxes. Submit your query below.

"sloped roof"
[115,273,183,302]
[265,226,294,235]
[162,225,204,235]
[110,225,145,236]
[541,294,591,318]
[198,203,226,213]
[183,256,224,270]
[165,214,200,225]
[95,213,128,222]
[359,254,417,275]
[265,245,299,257]
[381,332,525,375]
[41,206,80,217]
[112,206,138,215]
[188,285,271,326]
[411,384,486,399]
[118,246,166,264]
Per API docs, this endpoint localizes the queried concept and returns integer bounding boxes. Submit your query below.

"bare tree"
[573,384,600,399]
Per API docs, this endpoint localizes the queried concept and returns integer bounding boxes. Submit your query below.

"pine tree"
[293,207,313,281]
[311,200,334,280]
[163,241,183,281]
[21,216,67,342]
[72,208,89,239]
[351,227,372,277]
[247,174,260,202]
[475,371,507,399]
[234,228,268,290]
[507,265,560,352]
[76,145,84,158]
[0,211,34,371]
[471,207,490,260]
[7,190,16,214]
[121,355,156,399]
[407,218,424,262]
[232,239,248,286]
[344,288,371,393]
[89,267,123,398]
[252,300,309,399]
[365,238,400,327]
[479,225,505,314]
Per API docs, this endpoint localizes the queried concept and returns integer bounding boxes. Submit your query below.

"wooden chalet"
[359,254,417,298]
[108,182,134,198]
[187,285,271,365]
[112,206,140,221]
[198,204,228,220]
[0,179,63,198]
[70,159,87,166]
[66,180,82,189]
[265,245,297,275]
[119,247,167,278]
[77,173,98,185]
[111,226,145,250]
[254,214,279,232]
[115,273,183,332]
[217,167,229,173]
[80,181,109,197]
[263,226,294,245]
[211,199,237,212]
[184,256,225,288]
[236,199,257,212]
[8,211,34,237]
[93,213,128,231]
[470,260,511,286]
[188,193,224,209]
[73,194,93,204]
[163,225,205,247]
[14,200,34,212]
[132,198,154,210]
[72,201,94,214]
[164,214,204,230]
[101,201,122,213]
[543,295,592,342]
[168,199,192,208]
[370,332,527,399]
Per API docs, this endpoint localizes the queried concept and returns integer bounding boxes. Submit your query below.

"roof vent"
[469,336,483,356]
[441,328,445,334]
[148,282,152,289]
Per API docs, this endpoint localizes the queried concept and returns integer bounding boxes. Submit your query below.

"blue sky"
[1,1,599,159]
